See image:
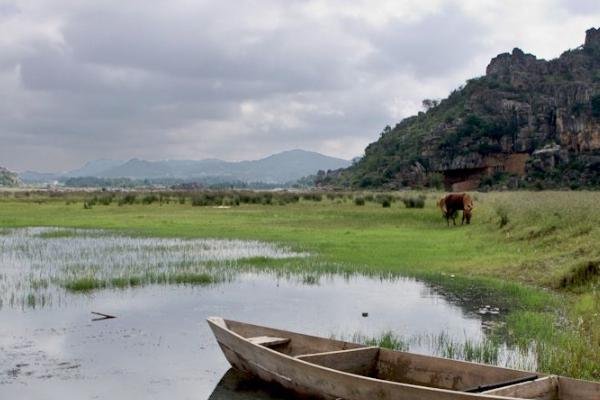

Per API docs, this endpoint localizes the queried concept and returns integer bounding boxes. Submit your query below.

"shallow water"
[1,272,496,399]
[0,228,530,399]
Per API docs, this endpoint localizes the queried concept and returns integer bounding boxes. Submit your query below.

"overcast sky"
[1,0,599,172]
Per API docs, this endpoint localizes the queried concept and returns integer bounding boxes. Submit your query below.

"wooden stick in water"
[91,311,117,321]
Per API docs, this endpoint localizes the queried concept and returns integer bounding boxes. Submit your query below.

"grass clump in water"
[64,277,107,291]
[423,332,500,365]
[301,274,319,285]
[110,276,143,288]
[502,310,600,379]
[64,272,218,291]
[170,272,215,285]
[349,331,505,366]
[360,331,409,351]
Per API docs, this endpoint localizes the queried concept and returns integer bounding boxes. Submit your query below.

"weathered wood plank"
[247,336,291,347]
[558,376,600,400]
[296,347,379,376]
[207,318,600,400]
[376,347,538,391]
[464,374,539,393]
[225,319,363,356]
[482,376,557,399]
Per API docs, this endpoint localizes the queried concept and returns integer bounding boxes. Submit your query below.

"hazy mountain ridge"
[21,150,350,184]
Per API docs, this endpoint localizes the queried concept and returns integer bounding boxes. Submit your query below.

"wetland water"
[0,228,530,399]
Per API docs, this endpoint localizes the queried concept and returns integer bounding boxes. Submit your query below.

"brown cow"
[437,193,474,226]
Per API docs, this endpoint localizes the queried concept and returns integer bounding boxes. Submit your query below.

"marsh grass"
[500,310,600,379]
[0,227,307,303]
[558,260,600,289]
[345,330,535,370]
[64,272,220,291]
[358,331,409,351]
[64,277,106,291]
[1,190,600,379]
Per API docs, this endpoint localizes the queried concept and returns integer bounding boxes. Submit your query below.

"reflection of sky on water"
[0,227,307,308]
[1,272,484,399]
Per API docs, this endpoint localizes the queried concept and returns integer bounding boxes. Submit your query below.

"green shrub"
[142,194,159,204]
[375,194,393,207]
[426,173,444,189]
[261,193,273,205]
[302,193,323,202]
[401,195,425,208]
[354,197,365,206]
[118,194,137,205]
[97,195,114,205]
[191,194,215,206]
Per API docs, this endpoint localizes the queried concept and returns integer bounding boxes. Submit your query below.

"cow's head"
[463,196,474,224]
[463,208,472,224]
[437,196,447,216]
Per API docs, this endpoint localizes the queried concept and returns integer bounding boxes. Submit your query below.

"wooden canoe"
[207,317,600,400]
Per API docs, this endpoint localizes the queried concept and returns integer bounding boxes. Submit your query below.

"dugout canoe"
[207,317,599,400]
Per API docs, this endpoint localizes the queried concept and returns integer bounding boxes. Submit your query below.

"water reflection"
[208,369,318,400]
[0,228,534,400]
[1,273,492,399]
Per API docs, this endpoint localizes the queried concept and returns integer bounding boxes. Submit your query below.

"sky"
[1,0,599,172]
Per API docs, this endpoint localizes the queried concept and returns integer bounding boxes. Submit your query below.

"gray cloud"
[357,6,488,77]
[0,0,598,171]
[559,0,600,15]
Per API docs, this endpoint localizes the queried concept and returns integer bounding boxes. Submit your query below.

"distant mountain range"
[20,150,351,185]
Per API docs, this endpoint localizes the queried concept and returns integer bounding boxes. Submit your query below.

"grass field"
[0,189,598,379]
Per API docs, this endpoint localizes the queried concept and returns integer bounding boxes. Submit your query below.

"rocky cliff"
[325,28,600,190]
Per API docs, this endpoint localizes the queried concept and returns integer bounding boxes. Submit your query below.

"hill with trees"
[21,150,350,186]
[322,28,600,190]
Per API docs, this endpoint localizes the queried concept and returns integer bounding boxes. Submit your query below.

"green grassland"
[0,190,598,378]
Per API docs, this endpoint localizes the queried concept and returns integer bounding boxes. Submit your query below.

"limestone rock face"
[486,48,548,90]
[329,27,600,189]
[585,27,600,51]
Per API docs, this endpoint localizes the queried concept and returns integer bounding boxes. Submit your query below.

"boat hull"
[207,317,535,400]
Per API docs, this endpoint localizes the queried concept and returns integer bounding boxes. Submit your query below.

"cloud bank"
[0,0,598,171]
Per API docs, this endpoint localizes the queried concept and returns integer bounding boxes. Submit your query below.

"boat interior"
[217,318,599,400]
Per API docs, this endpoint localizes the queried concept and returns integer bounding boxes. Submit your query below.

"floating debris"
[91,311,116,321]
[478,305,501,315]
